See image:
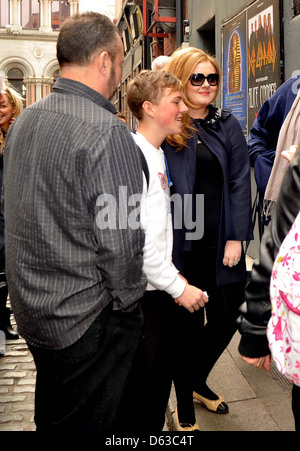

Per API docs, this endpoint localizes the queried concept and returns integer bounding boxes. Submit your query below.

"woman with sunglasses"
[163,47,253,427]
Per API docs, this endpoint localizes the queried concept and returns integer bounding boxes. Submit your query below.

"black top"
[192,140,223,250]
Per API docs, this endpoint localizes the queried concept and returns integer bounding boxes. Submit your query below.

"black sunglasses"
[189,73,219,87]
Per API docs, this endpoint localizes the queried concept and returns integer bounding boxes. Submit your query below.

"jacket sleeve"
[227,115,253,242]
[238,150,300,357]
[248,97,281,166]
[140,173,186,298]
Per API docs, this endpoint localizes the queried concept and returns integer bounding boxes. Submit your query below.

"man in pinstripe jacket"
[3,13,147,431]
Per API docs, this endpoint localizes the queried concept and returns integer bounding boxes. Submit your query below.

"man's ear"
[142,100,155,118]
[97,51,111,76]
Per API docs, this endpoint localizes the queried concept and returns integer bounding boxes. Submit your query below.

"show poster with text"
[247,0,281,130]
[222,11,247,135]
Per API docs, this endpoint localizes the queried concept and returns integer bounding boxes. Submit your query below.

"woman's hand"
[281,145,298,163]
[223,240,242,268]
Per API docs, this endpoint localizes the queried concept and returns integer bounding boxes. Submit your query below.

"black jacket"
[238,150,300,358]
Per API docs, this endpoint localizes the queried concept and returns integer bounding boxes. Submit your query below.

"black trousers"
[292,384,300,431]
[117,290,176,432]
[183,249,245,389]
[28,303,143,432]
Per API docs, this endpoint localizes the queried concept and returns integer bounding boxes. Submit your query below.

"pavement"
[0,336,36,431]
[0,254,296,432]
[0,317,296,432]
[166,255,296,432]
[166,331,295,432]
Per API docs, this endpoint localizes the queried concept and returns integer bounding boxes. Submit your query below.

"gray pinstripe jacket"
[3,78,146,350]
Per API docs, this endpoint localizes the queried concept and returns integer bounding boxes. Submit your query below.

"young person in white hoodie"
[117,70,208,432]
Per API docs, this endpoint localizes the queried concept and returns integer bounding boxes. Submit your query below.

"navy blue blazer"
[163,108,253,286]
[248,75,300,193]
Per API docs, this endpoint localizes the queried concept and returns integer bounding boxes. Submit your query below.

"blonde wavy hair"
[164,47,221,150]
[0,84,24,153]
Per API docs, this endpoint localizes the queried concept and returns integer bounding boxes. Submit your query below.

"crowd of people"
[0,11,299,432]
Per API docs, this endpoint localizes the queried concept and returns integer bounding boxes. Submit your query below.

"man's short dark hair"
[57,12,120,68]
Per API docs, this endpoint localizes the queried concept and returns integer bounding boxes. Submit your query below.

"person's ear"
[97,51,111,76]
[142,100,155,118]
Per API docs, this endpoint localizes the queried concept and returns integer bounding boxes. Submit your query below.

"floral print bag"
[267,211,300,387]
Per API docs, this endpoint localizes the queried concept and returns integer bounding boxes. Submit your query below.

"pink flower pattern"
[267,212,300,387]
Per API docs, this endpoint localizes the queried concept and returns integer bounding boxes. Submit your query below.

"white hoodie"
[132,132,186,298]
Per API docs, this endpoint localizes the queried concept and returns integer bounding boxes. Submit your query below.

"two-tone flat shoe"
[193,391,229,414]
[173,409,200,431]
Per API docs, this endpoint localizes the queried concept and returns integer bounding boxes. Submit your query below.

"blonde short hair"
[127,70,182,121]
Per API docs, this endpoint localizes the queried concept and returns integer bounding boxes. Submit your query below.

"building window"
[0,0,9,27]
[8,68,26,98]
[22,0,40,29]
[294,0,300,16]
[52,1,70,30]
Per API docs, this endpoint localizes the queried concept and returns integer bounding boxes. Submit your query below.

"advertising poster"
[247,0,281,130]
[222,11,247,135]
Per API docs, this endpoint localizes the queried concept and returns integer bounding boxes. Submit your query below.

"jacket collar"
[193,106,231,130]
[53,78,116,115]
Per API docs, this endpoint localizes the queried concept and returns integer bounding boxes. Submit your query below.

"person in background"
[3,13,147,431]
[0,84,23,343]
[163,47,253,422]
[248,73,300,225]
[118,70,208,432]
[151,55,171,71]
[238,146,300,431]
[239,69,300,432]
[261,86,300,224]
